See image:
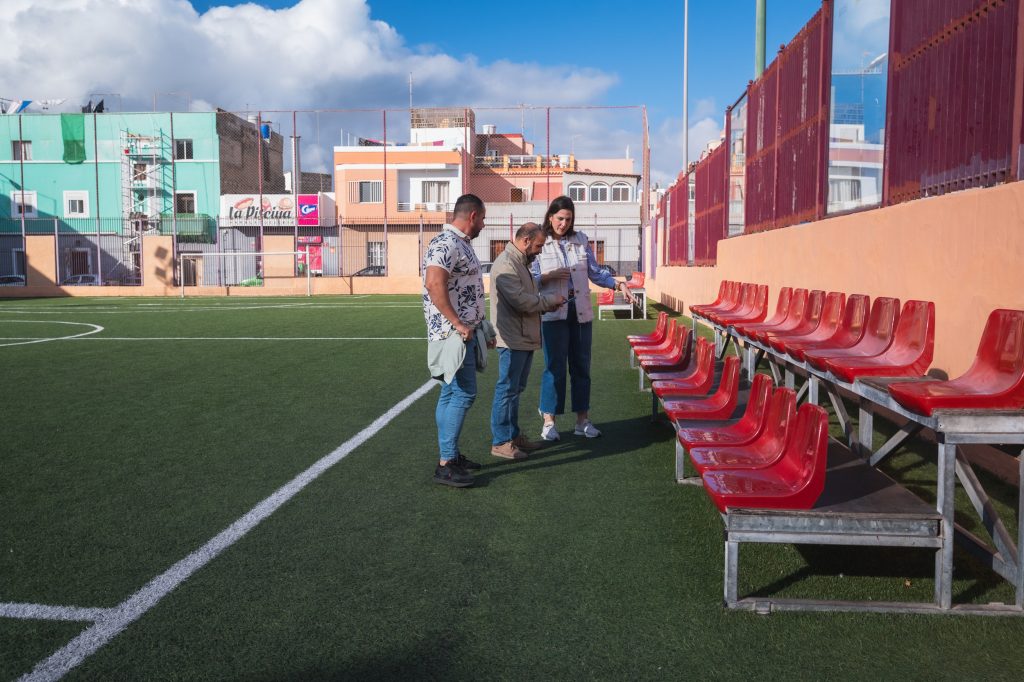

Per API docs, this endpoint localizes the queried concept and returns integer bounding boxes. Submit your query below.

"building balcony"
[475,154,576,172]
[397,202,454,213]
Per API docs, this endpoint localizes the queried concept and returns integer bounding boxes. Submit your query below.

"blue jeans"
[490,347,534,445]
[435,336,477,463]
[540,305,593,415]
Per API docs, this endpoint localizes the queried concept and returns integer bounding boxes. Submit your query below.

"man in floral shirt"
[422,194,491,487]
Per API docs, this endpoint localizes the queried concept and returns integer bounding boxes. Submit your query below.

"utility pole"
[683,0,689,167]
[755,0,766,78]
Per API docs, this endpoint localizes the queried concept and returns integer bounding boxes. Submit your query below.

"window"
[611,182,631,202]
[510,187,526,203]
[12,248,26,276]
[174,192,196,214]
[348,180,383,204]
[174,139,194,160]
[422,180,449,206]
[588,240,606,263]
[64,191,89,218]
[589,182,609,202]
[568,182,587,202]
[9,190,37,218]
[133,163,149,182]
[367,241,385,267]
[12,141,31,161]
[489,240,505,261]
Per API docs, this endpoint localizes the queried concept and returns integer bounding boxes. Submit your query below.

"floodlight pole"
[755,0,767,78]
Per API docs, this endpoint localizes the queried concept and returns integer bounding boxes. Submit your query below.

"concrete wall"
[645,182,1024,377]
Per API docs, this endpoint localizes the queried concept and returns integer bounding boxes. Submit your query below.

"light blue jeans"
[490,347,534,445]
[435,336,477,463]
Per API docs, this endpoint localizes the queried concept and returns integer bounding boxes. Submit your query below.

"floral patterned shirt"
[422,224,485,341]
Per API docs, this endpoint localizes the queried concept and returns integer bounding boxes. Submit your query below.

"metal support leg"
[725,539,739,606]
[868,422,924,467]
[807,375,819,405]
[651,388,659,421]
[1018,451,1024,608]
[936,443,956,610]
[827,386,852,444]
[784,366,795,390]
[856,398,875,459]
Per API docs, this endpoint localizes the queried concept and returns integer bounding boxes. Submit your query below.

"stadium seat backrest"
[980,309,1024,384]
[779,404,830,498]
[773,287,793,317]
[739,373,775,430]
[842,294,870,339]
[760,387,797,453]
[864,296,901,348]
[821,292,846,328]
[889,300,935,367]
[753,285,769,314]
[785,288,810,325]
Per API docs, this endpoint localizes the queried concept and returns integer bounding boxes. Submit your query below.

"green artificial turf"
[2,296,1024,680]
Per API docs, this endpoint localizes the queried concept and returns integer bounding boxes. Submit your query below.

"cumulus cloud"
[0,0,618,111]
[832,0,890,72]
[649,113,723,188]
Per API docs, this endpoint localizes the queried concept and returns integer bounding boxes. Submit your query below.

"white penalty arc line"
[0,321,104,347]
[21,379,438,682]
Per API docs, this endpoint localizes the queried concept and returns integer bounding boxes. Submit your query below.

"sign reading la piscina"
[221,194,320,226]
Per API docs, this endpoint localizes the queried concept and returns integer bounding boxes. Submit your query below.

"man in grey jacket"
[489,223,565,459]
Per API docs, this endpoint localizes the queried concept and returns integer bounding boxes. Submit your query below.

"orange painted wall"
[646,182,1024,377]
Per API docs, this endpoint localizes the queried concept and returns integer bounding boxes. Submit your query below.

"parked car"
[0,274,26,286]
[480,262,493,277]
[62,274,100,286]
[353,265,385,276]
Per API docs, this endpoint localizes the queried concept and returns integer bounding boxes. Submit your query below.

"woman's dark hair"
[542,195,576,238]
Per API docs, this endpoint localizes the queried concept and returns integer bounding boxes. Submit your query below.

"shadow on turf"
[468,414,675,486]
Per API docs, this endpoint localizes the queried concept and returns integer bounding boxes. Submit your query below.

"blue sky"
[4,0,823,184]
[183,0,822,180]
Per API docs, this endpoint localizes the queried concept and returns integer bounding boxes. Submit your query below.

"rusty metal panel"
[694,144,727,265]
[666,174,689,266]
[885,0,1019,205]
[745,59,780,233]
[774,8,829,228]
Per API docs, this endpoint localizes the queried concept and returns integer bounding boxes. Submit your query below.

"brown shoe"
[491,441,528,460]
[512,434,542,452]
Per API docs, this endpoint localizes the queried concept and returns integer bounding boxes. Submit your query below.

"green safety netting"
[61,113,86,164]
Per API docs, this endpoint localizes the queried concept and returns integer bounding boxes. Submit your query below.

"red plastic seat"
[692,281,741,318]
[647,336,712,382]
[662,356,741,421]
[651,339,716,398]
[626,271,646,289]
[627,311,668,345]
[767,291,845,353]
[596,290,615,306]
[888,309,1024,415]
[689,387,798,475]
[825,300,934,383]
[736,288,808,341]
[804,297,900,370]
[733,286,793,336]
[701,403,830,513]
[708,283,755,325]
[690,280,733,316]
[676,375,777,450]
[756,289,823,344]
[785,294,869,362]
[638,327,694,372]
[633,319,679,356]
[715,284,770,326]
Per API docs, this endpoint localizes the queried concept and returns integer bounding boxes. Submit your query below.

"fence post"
[94,112,102,284]
[816,0,834,221]
[1011,0,1024,179]
[382,109,388,277]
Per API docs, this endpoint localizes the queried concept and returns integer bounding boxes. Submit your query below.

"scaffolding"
[116,130,172,282]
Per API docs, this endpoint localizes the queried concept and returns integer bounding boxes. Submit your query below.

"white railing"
[397,202,454,212]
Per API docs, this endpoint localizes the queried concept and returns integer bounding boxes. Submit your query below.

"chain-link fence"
[0,105,648,288]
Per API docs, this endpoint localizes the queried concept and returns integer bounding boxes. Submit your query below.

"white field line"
[2,336,426,341]
[0,603,114,623]
[20,379,438,682]
[0,322,104,348]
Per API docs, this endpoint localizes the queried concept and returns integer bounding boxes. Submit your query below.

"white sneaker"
[574,420,601,438]
[541,422,560,441]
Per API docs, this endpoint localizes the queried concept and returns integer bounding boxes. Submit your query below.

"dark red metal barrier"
[694,144,727,264]
[745,58,780,233]
[666,174,689,266]
[885,0,1022,205]
[774,7,830,228]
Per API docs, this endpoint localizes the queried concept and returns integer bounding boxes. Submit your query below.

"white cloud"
[0,0,617,111]
[649,115,723,188]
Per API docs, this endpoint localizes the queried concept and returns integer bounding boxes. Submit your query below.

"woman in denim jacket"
[531,195,633,440]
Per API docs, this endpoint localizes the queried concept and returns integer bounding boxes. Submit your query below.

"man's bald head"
[514,222,546,261]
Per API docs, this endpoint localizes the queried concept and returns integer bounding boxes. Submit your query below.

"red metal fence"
[693,143,727,265]
[884,0,1023,204]
[666,174,689,265]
